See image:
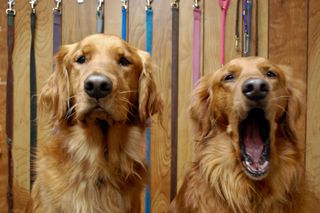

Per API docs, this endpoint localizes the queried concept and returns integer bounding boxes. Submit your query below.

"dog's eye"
[224,74,235,82]
[266,70,277,78]
[119,57,131,66]
[76,55,86,64]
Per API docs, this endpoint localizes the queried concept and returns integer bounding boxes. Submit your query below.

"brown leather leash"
[6,1,15,212]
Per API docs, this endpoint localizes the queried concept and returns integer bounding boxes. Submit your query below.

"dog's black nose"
[242,78,269,101]
[84,74,112,99]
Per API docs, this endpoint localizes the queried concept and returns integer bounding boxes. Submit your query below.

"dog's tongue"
[244,118,264,164]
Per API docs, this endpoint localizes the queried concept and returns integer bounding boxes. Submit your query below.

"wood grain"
[306,0,320,192]
[13,0,32,193]
[62,0,96,44]
[105,0,122,37]
[148,1,172,212]
[176,1,196,192]
[268,0,308,165]
[0,0,319,211]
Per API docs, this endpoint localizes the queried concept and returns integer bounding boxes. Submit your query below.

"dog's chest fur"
[31,124,146,213]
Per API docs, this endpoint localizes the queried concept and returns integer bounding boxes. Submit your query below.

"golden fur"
[26,34,162,213]
[170,57,319,213]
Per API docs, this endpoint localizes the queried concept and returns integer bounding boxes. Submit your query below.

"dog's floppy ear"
[137,50,163,123]
[278,65,305,141]
[189,73,214,139]
[39,44,76,125]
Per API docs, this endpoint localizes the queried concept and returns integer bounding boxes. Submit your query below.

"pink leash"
[219,0,230,65]
[193,2,201,86]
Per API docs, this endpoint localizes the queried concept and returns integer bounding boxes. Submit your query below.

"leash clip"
[29,0,37,13]
[53,0,62,13]
[121,0,128,9]
[171,0,179,8]
[193,0,200,9]
[6,0,16,15]
[97,0,104,11]
[146,0,152,10]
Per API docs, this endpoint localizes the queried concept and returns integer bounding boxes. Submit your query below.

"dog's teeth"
[260,161,269,170]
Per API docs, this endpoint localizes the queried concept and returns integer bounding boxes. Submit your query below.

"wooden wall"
[0,0,319,212]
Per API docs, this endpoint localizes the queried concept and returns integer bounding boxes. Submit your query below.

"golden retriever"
[26,34,162,213]
[169,57,319,213]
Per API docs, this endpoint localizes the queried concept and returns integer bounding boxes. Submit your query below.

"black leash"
[30,0,37,188]
[6,0,15,211]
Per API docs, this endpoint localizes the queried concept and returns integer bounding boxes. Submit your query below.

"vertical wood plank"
[0,0,8,210]
[177,1,195,192]
[257,0,268,58]
[269,0,308,164]
[204,0,221,74]
[306,0,320,192]
[130,1,171,212]
[269,1,308,79]
[150,1,171,212]
[62,0,96,44]
[13,0,31,192]
[105,0,122,37]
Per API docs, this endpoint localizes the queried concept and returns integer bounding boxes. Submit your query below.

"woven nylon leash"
[121,0,128,40]
[218,0,230,66]
[234,0,240,51]
[53,0,62,56]
[246,0,252,56]
[255,0,258,55]
[30,0,37,188]
[6,1,15,212]
[96,0,104,33]
[145,0,153,212]
[170,0,179,201]
[193,0,201,86]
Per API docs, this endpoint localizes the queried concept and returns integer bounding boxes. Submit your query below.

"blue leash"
[145,3,153,212]
[96,0,104,33]
[121,0,128,40]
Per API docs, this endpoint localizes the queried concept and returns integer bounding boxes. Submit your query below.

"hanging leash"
[234,0,240,51]
[255,0,258,55]
[121,0,128,40]
[30,0,37,188]
[6,1,15,212]
[242,0,250,56]
[145,1,153,212]
[246,0,252,56]
[242,0,252,56]
[170,0,179,201]
[218,0,230,65]
[53,0,62,57]
[193,0,201,86]
[96,0,104,33]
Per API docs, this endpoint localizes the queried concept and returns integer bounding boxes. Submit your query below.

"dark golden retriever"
[27,34,162,213]
[169,57,319,213]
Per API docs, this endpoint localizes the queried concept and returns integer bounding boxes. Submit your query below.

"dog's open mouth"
[239,108,270,179]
